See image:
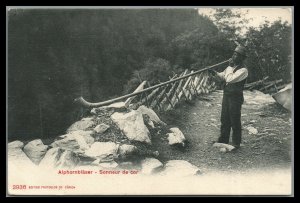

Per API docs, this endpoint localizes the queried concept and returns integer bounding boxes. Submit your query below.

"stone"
[93,123,110,134]
[137,105,167,126]
[111,111,151,144]
[213,143,235,151]
[8,140,24,149]
[246,126,258,135]
[66,117,95,133]
[118,161,134,169]
[23,139,48,165]
[99,161,119,168]
[160,160,201,177]
[8,140,35,166]
[56,150,80,169]
[39,147,79,169]
[167,127,186,147]
[84,142,119,160]
[147,119,155,129]
[140,158,163,175]
[272,84,292,111]
[220,147,227,153]
[117,144,137,159]
[39,147,63,168]
[77,153,97,165]
[50,130,94,153]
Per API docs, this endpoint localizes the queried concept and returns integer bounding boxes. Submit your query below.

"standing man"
[210,45,248,149]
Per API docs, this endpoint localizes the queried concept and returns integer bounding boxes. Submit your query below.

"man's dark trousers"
[218,93,243,147]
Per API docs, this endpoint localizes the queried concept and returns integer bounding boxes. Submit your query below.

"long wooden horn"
[75,59,230,108]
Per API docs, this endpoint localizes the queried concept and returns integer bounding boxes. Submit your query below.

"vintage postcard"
[7,6,293,196]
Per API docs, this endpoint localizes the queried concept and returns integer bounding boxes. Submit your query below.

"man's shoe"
[230,145,240,152]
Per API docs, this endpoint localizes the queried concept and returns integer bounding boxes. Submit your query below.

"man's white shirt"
[216,66,248,85]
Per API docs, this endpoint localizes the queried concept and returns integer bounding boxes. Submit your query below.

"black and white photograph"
[7,6,293,196]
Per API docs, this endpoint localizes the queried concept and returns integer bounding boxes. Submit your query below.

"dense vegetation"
[8,9,291,140]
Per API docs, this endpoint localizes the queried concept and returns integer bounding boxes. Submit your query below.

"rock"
[8,140,24,149]
[246,126,258,135]
[220,147,227,153]
[99,161,119,168]
[39,147,63,168]
[140,158,163,175]
[137,105,167,126]
[39,147,79,169]
[167,127,186,147]
[56,150,80,168]
[142,114,156,129]
[93,123,110,134]
[213,143,235,151]
[77,153,97,165]
[66,117,95,133]
[147,119,155,129]
[23,139,48,165]
[8,140,35,166]
[50,130,94,153]
[84,142,119,160]
[272,83,292,111]
[111,111,151,144]
[118,161,134,169]
[117,144,137,159]
[160,160,201,177]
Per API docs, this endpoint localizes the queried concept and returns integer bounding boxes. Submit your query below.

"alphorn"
[75,59,230,108]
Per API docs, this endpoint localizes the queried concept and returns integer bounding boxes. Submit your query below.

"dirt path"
[155,90,292,174]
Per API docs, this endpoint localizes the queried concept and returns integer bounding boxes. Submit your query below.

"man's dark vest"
[223,66,247,97]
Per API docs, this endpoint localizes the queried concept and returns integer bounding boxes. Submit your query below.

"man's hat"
[234,45,247,57]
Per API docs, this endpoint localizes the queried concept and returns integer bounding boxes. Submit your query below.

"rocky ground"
[8,90,292,178]
[157,90,292,173]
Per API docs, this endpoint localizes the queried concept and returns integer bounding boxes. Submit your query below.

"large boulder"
[8,140,35,167]
[66,117,95,133]
[23,139,48,165]
[167,128,186,147]
[84,142,119,161]
[140,158,163,175]
[50,130,94,153]
[111,111,151,144]
[39,147,79,169]
[137,105,166,126]
[160,160,201,177]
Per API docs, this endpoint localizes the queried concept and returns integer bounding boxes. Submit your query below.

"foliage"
[123,58,173,94]
[8,9,292,141]
[245,20,292,82]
